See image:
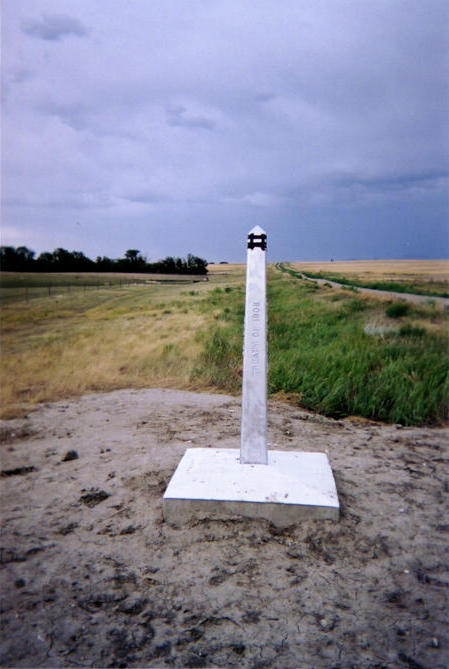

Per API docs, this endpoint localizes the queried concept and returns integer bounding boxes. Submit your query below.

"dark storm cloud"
[21,13,88,41]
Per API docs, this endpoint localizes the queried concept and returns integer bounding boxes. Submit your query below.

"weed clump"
[193,327,242,390]
[344,299,367,313]
[386,303,410,318]
[399,324,426,338]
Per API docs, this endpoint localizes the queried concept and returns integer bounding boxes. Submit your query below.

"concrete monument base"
[163,448,339,527]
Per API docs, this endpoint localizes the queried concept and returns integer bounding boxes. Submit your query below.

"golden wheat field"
[290,259,449,282]
[207,263,245,274]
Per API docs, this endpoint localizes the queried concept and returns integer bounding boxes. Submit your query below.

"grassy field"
[289,259,449,297]
[0,271,209,304]
[1,263,447,425]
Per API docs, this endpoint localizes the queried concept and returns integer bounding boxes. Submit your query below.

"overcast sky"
[2,1,448,263]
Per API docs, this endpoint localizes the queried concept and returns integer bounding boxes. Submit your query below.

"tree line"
[0,246,208,275]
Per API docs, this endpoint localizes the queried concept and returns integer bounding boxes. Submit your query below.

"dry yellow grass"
[206,263,245,275]
[0,274,242,418]
[290,259,449,283]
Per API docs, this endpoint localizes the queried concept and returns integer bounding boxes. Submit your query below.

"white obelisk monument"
[240,226,268,464]
[163,228,339,526]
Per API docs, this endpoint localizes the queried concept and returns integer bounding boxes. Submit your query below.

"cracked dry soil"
[0,388,448,668]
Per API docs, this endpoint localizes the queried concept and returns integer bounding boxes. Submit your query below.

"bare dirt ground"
[0,388,448,669]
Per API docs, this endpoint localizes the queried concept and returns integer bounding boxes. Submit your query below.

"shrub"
[386,303,410,318]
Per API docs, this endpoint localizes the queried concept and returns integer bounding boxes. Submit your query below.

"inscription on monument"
[250,303,262,376]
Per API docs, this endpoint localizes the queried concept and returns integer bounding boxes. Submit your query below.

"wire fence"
[0,276,209,304]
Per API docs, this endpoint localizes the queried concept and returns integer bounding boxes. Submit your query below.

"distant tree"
[70,251,95,271]
[160,256,176,273]
[0,244,207,275]
[0,246,18,270]
[0,245,36,271]
[36,252,55,271]
[16,246,35,263]
[34,248,95,272]
[52,248,73,270]
[120,249,147,272]
[187,254,208,274]
[124,249,140,262]
[95,256,115,272]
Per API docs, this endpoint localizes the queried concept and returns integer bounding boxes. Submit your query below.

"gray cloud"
[2,1,448,261]
[338,171,448,192]
[166,105,216,131]
[121,190,168,205]
[37,101,90,130]
[21,13,88,41]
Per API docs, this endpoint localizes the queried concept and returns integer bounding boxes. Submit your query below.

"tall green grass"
[192,286,245,390]
[268,277,447,424]
[193,270,448,425]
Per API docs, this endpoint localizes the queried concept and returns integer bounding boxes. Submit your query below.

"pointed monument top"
[247,226,267,251]
[248,225,266,236]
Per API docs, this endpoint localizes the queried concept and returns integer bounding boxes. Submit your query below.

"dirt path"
[291,270,449,307]
[0,388,448,668]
